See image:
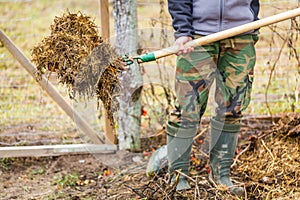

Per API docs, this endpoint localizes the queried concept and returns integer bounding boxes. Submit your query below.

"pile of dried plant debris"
[31,11,124,125]
[131,113,300,199]
[235,113,300,199]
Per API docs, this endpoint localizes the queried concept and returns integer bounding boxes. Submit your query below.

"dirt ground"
[3,115,297,200]
[0,153,150,200]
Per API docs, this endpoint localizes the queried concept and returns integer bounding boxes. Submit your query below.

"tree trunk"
[113,0,142,150]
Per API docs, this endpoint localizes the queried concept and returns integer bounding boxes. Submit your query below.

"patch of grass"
[0,158,15,171]
[53,173,80,188]
[30,167,46,175]
[21,185,30,193]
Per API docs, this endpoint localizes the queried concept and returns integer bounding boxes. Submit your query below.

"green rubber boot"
[209,117,245,196]
[167,122,197,191]
[146,145,168,178]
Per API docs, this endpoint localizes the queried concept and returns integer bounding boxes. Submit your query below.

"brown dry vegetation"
[31,11,124,126]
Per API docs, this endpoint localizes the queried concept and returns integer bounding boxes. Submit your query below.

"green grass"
[0,158,14,170]
[53,173,80,188]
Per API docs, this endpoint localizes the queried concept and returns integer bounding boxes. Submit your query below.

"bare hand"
[175,36,194,55]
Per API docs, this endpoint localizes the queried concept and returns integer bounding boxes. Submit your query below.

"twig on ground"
[261,139,275,160]
[231,141,251,167]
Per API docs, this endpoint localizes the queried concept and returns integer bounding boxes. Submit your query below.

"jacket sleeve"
[168,0,194,39]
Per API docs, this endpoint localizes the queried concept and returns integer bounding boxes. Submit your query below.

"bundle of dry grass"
[31,11,125,126]
[75,42,125,123]
[32,11,102,85]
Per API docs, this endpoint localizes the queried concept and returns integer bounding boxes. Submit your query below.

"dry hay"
[31,11,124,125]
[32,11,102,86]
[235,113,300,199]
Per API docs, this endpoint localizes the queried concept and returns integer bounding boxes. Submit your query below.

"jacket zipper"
[219,0,223,32]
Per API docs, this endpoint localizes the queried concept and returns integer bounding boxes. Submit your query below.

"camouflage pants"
[168,34,258,128]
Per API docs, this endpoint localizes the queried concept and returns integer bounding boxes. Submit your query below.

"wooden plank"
[99,0,117,144]
[100,0,110,39]
[104,109,117,144]
[0,144,118,158]
[0,30,104,144]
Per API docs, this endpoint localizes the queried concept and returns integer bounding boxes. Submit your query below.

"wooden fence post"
[100,0,118,144]
[100,0,110,39]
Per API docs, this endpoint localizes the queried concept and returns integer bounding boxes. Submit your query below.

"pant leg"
[214,34,258,123]
[166,43,218,180]
[168,43,219,128]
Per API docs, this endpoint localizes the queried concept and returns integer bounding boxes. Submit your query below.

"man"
[165,0,260,196]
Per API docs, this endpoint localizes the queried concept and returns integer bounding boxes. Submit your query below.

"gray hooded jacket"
[168,0,260,38]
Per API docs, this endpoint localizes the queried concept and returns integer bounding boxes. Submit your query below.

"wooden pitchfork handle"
[124,7,300,65]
